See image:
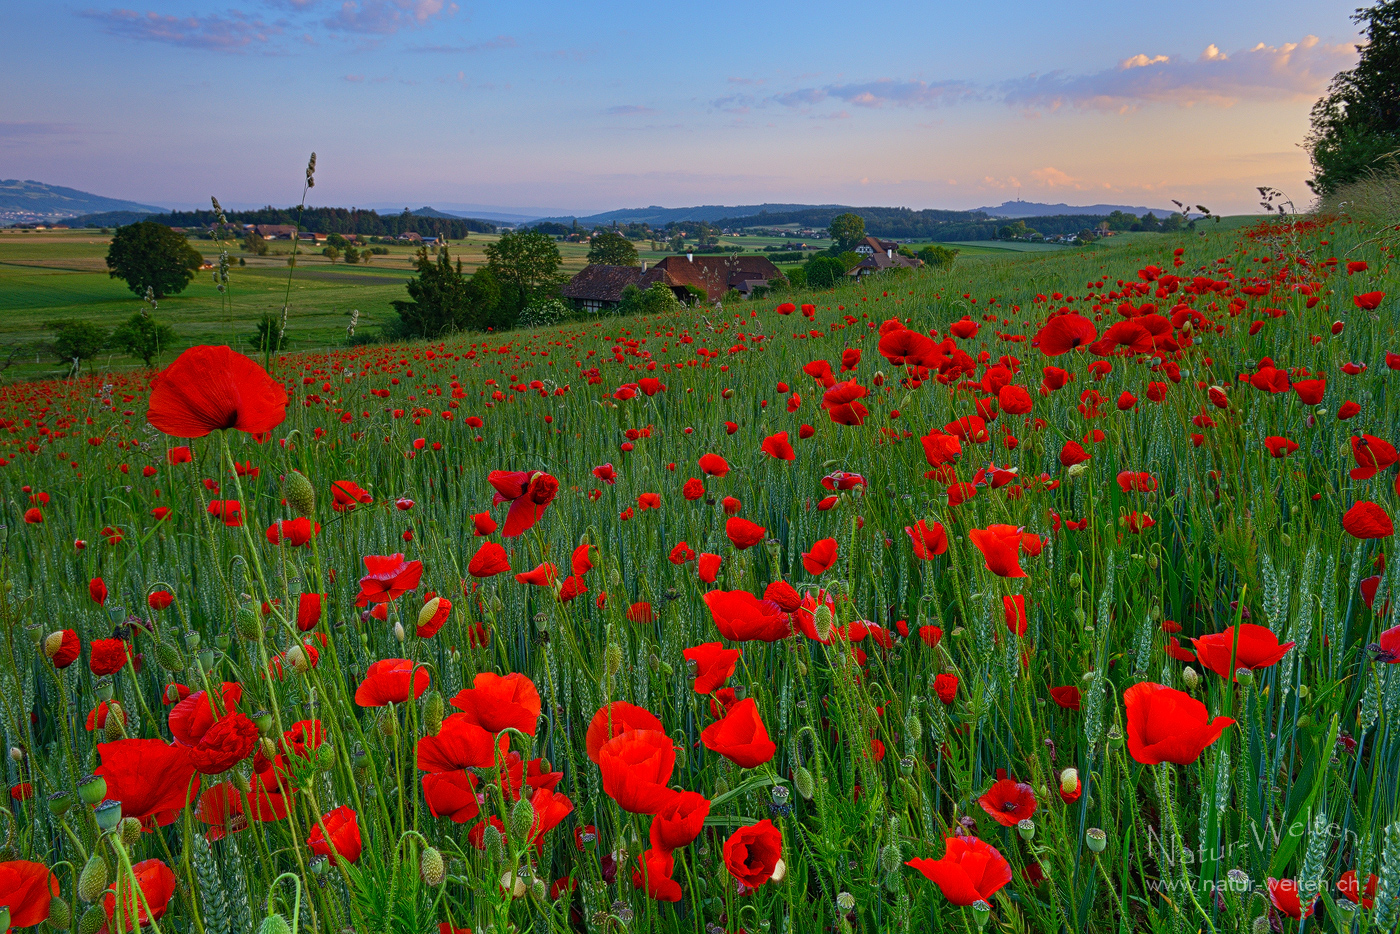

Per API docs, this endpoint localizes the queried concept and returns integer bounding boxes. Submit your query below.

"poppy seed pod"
[94,799,123,832]
[48,790,73,817]
[421,846,445,886]
[1018,819,1035,841]
[257,915,292,934]
[77,774,107,807]
[94,678,114,703]
[77,851,109,902]
[285,470,315,516]
[79,905,106,934]
[1086,828,1107,852]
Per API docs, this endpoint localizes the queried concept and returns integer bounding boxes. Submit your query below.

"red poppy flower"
[905,520,949,559]
[650,790,711,851]
[701,697,776,769]
[723,819,782,887]
[46,629,81,668]
[89,577,108,605]
[585,701,664,763]
[633,848,683,902]
[1050,686,1081,711]
[308,805,362,864]
[417,714,506,771]
[1003,595,1027,636]
[703,590,791,642]
[1351,434,1398,479]
[471,511,497,535]
[1354,291,1385,311]
[96,739,200,828]
[919,625,943,647]
[1034,313,1096,356]
[598,730,676,814]
[698,453,729,477]
[934,673,958,705]
[330,480,373,512]
[169,683,243,745]
[907,835,1012,906]
[682,642,741,694]
[801,537,837,574]
[189,712,259,774]
[488,470,560,537]
[422,769,480,823]
[147,590,174,611]
[725,516,767,550]
[1337,870,1378,909]
[355,659,430,707]
[697,552,721,583]
[266,516,319,546]
[1190,624,1295,681]
[821,380,869,426]
[450,672,541,736]
[295,592,323,632]
[89,638,130,676]
[468,541,511,578]
[102,858,177,931]
[146,346,288,438]
[1267,877,1316,920]
[978,778,1037,827]
[514,562,559,587]
[761,431,796,461]
[1124,682,1234,765]
[0,860,59,929]
[1344,501,1394,539]
[354,553,424,605]
[969,524,1027,578]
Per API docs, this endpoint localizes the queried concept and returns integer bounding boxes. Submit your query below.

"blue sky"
[0,1,1366,215]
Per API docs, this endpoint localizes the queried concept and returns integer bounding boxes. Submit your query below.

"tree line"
[137,206,496,238]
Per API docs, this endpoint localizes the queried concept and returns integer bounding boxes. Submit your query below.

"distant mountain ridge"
[533,204,865,227]
[977,200,1178,218]
[0,179,165,224]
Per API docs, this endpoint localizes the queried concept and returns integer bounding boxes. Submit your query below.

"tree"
[111,313,177,367]
[343,245,361,264]
[587,230,639,266]
[105,221,204,299]
[322,245,341,263]
[917,245,958,268]
[1308,0,1400,195]
[805,255,847,289]
[391,247,472,338]
[828,213,866,252]
[45,320,108,367]
[485,231,562,313]
[243,230,268,256]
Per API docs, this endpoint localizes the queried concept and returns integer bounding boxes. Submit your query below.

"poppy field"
[0,216,1397,934]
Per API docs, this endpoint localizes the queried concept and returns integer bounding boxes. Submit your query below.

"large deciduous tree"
[105,221,204,299]
[586,230,639,266]
[1307,0,1400,196]
[485,231,562,313]
[827,213,866,253]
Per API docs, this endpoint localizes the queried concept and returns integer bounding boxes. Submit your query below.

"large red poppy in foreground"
[146,345,288,438]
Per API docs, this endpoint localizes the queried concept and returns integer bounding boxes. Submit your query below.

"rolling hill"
[0,179,165,225]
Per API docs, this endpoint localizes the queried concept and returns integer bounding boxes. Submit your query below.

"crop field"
[0,214,1396,934]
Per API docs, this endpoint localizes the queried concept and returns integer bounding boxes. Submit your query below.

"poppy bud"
[234,604,260,640]
[604,642,624,680]
[103,703,126,742]
[79,905,106,934]
[423,690,443,735]
[78,851,109,902]
[77,774,106,807]
[500,870,527,899]
[120,816,142,847]
[43,631,66,660]
[314,742,336,772]
[94,799,122,832]
[377,709,396,737]
[509,796,534,841]
[418,597,442,630]
[258,916,292,934]
[1086,828,1107,852]
[813,605,834,642]
[421,846,445,886]
[904,712,921,742]
[231,770,252,794]
[393,621,405,642]
[793,766,815,800]
[1181,667,1199,690]
[155,639,184,672]
[47,896,71,930]
[285,470,315,516]
[484,824,505,865]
